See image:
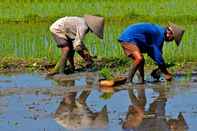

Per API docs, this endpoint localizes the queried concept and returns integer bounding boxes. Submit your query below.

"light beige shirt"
[50,17,89,49]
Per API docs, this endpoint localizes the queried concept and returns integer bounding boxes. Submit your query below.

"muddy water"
[0,72,197,131]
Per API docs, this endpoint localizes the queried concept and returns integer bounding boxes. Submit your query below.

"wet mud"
[0,71,197,131]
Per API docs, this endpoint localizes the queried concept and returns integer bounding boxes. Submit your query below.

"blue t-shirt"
[118,23,166,65]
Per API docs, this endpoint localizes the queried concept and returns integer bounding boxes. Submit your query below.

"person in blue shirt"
[118,22,185,83]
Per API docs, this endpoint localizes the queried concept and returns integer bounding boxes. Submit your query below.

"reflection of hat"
[54,103,108,129]
[84,15,104,39]
[168,22,185,46]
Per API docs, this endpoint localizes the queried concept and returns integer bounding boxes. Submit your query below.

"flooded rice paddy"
[0,72,197,131]
[1,1,197,130]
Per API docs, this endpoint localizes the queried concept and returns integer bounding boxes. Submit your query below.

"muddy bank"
[0,57,140,73]
[1,57,197,77]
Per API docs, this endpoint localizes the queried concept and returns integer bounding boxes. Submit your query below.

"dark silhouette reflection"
[123,86,188,131]
[54,77,108,129]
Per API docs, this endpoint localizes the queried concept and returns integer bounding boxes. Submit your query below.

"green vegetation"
[99,68,114,80]
[0,0,197,71]
[1,0,197,24]
[100,92,113,100]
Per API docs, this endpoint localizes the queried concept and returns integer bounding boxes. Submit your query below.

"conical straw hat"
[84,15,104,39]
[168,22,185,46]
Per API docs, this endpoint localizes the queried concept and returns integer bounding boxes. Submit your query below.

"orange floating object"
[99,76,127,87]
[99,80,115,87]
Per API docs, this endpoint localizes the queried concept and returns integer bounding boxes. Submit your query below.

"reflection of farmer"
[123,86,146,129]
[123,87,188,131]
[118,22,185,83]
[48,15,104,76]
[54,79,108,129]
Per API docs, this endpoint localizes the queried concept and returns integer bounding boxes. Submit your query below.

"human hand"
[73,39,82,51]
[74,45,82,51]
[164,73,173,81]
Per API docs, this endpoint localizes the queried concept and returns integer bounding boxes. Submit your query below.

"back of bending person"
[118,22,184,83]
[47,15,104,76]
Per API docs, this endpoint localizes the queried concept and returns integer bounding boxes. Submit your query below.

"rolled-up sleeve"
[148,45,165,65]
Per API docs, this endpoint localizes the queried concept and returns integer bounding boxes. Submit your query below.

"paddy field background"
[0,0,197,69]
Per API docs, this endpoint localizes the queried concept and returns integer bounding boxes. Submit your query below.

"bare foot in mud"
[46,67,75,77]
[125,79,145,85]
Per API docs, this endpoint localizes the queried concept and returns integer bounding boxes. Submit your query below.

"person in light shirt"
[48,15,104,76]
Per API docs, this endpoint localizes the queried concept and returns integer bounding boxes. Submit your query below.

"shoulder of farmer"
[143,23,164,34]
[121,22,158,35]
[149,24,165,45]
[134,22,158,31]
[49,16,69,31]
[67,17,88,34]
[75,18,89,37]
[73,17,89,47]
[118,23,156,42]
[49,17,84,30]
[76,17,89,29]
[118,23,147,38]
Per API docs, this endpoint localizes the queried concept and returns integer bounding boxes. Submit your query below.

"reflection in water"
[123,86,188,131]
[0,73,197,131]
[51,73,191,131]
[54,77,108,129]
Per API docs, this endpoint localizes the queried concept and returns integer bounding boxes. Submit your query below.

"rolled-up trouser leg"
[121,42,144,83]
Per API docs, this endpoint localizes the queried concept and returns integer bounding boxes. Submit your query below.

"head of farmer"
[118,22,185,83]
[47,15,104,76]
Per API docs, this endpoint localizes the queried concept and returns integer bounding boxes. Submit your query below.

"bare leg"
[59,47,70,73]
[47,47,70,76]
[47,34,72,76]
[127,51,144,83]
[127,63,139,83]
[137,57,145,83]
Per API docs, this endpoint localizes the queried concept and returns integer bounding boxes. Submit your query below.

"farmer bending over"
[118,22,185,83]
[47,15,104,76]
